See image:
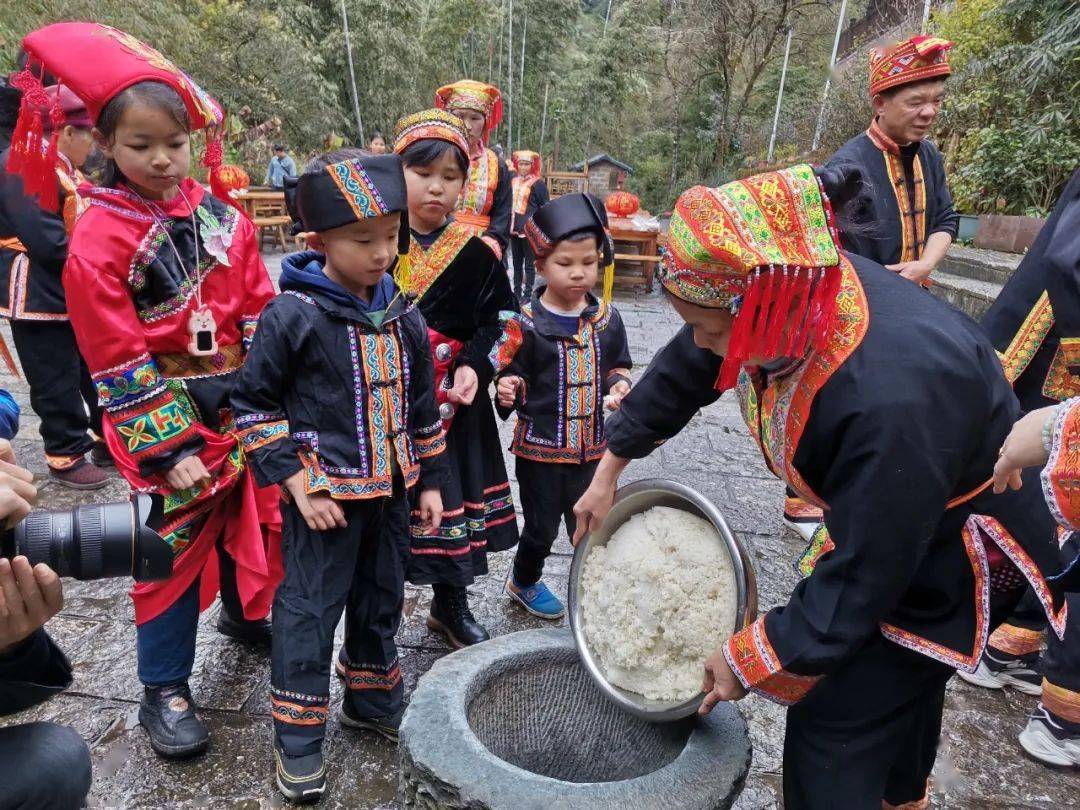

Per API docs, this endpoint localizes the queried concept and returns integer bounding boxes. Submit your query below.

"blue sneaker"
[505,576,565,619]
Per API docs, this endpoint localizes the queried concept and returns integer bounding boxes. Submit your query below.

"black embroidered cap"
[526,193,616,302]
[295,153,409,243]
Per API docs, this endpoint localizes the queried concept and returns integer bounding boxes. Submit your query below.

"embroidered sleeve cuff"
[488,310,524,374]
[1042,398,1080,532]
[723,617,822,706]
[93,353,167,414]
[110,391,200,465]
[413,422,447,460]
[236,413,303,486]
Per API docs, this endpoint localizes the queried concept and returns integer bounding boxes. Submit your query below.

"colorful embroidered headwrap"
[434,80,503,142]
[526,193,616,305]
[512,150,542,179]
[392,108,470,163]
[9,23,227,211]
[869,35,953,97]
[659,164,843,390]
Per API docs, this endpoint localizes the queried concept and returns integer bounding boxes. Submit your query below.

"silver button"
[435,343,453,361]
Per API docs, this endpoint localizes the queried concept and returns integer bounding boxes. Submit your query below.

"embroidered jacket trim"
[408,223,474,300]
[1043,398,1080,531]
[1043,336,1080,401]
[724,617,822,705]
[999,291,1054,383]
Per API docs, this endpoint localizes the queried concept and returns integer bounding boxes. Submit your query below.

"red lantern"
[606,189,640,218]
[216,164,250,194]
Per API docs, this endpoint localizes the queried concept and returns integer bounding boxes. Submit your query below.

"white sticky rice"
[581,505,737,702]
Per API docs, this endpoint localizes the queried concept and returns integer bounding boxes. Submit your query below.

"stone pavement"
[1,255,1077,808]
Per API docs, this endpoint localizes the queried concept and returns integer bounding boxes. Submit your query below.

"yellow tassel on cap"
[394,252,412,295]
[602,260,615,305]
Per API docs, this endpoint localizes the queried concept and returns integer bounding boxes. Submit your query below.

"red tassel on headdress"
[203,123,247,218]
[749,266,778,360]
[764,265,796,357]
[717,269,764,391]
[811,267,843,350]
[8,68,61,211]
[782,268,810,357]
[793,268,822,358]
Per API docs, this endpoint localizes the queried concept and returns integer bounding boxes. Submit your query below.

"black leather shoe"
[139,683,209,758]
[274,742,326,803]
[426,586,489,648]
[89,440,115,469]
[217,613,272,646]
[339,701,406,743]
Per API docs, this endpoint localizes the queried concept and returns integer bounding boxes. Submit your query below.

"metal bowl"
[568,478,758,722]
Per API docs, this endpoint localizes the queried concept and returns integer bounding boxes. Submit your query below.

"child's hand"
[415,488,443,533]
[605,380,631,411]
[448,365,479,406]
[165,456,212,491]
[283,470,347,531]
[496,375,523,408]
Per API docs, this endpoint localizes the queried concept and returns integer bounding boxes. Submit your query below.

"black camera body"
[1,493,173,581]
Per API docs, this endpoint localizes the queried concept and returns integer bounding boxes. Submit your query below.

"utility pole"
[604,0,614,37]
[518,14,527,150]
[539,80,550,154]
[506,0,514,152]
[767,25,794,165]
[340,0,364,144]
[811,0,847,152]
[921,0,932,32]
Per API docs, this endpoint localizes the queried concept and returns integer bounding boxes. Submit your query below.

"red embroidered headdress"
[659,164,844,391]
[8,23,226,210]
[392,108,470,160]
[434,80,503,143]
[868,35,953,97]
[512,150,542,179]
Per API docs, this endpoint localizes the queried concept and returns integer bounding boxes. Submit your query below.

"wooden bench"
[253,215,291,252]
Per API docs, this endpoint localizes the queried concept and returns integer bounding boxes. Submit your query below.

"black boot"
[139,683,209,758]
[427,584,489,648]
[217,612,272,646]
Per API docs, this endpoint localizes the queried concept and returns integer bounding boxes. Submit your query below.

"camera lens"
[1,493,172,582]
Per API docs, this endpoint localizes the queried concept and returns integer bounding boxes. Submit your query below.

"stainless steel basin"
[568,478,758,722]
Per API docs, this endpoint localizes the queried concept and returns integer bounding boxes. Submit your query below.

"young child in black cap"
[493,193,632,618]
[232,149,446,802]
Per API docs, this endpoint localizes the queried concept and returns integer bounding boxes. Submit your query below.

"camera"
[0,493,173,581]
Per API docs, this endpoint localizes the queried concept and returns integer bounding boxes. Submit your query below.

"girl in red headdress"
[7,23,281,760]
[509,149,549,302]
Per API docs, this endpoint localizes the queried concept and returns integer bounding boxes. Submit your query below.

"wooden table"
[234,190,291,251]
[609,224,661,292]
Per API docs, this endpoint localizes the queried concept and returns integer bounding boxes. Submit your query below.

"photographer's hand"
[0,556,63,655]
[0,438,36,530]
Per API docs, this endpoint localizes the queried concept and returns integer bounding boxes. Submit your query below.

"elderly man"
[782,35,963,543]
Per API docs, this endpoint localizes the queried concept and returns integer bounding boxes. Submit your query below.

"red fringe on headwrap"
[718,269,763,390]
[782,267,810,357]
[8,69,62,212]
[765,266,796,357]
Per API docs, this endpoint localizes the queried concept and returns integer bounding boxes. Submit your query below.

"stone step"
[929,270,1001,320]
[939,245,1021,286]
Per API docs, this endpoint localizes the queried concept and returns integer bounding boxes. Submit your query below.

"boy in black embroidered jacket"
[492,194,632,618]
[232,151,446,803]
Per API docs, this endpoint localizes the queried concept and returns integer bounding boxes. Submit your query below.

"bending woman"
[573,164,1078,808]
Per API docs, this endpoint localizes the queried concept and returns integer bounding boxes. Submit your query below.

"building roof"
[570,153,634,174]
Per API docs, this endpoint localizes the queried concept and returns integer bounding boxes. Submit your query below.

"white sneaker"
[956,652,1043,696]
[1018,705,1080,767]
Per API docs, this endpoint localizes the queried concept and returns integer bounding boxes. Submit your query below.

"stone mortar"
[399,627,751,810]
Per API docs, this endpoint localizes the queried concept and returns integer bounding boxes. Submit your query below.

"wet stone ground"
[1,255,1078,808]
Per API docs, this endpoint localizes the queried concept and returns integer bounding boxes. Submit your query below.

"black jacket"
[0,149,74,319]
[981,169,1080,407]
[609,252,1074,703]
[828,131,958,266]
[494,290,632,463]
[232,252,447,498]
[0,630,73,716]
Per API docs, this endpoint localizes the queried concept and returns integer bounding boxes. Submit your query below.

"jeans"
[0,722,92,809]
